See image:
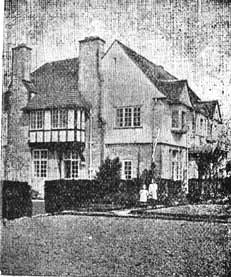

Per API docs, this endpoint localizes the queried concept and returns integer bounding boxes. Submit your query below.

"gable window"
[116,106,141,128]
[123,160,132,180]
[30,111,44,130]
[172,110,179,128]
[51,109,68,129]
[64,151,80,179]
[33,149,48,178]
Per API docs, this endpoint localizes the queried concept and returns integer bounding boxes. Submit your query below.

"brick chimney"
[12,43,32,82]
[78,36,105,109]
[78,36,105,173]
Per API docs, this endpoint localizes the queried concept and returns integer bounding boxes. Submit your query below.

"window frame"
[63,151,80,179]
[32,149,48,178]
[123,160,132,180]
[115,106,141,128]
[30,110,44,130]
[51,109,68,129]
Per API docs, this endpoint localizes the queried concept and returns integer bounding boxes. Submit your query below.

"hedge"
[2,181,32,220]
[44,179,140,213]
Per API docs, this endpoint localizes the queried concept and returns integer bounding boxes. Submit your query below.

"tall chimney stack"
[12,44,32,82]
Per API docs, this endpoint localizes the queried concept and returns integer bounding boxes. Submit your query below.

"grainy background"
[3,0,231,118]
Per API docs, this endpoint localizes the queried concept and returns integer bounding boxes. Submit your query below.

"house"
[1,37,222,197]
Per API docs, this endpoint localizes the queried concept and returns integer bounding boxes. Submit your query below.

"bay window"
[30,111,44,130]
[51,109,68,129]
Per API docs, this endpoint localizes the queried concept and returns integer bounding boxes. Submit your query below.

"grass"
[1,215,230,276]
[147,204,230,216]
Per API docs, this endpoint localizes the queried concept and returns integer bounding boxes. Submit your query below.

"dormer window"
[172,110,179,128]
[51,109,68,129]
[30,110,44,130]
[171,109,187,134]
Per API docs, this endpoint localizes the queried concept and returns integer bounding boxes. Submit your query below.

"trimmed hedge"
[45,179,140,213]
[2,181,32,220]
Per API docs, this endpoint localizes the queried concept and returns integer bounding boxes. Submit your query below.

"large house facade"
[1,37,222,196]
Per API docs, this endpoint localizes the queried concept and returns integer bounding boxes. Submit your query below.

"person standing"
[148,179,158,207]
[139,184,149,206]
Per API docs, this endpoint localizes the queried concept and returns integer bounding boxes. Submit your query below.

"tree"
[95,157,122,192]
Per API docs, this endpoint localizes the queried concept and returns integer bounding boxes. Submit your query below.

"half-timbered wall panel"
[59,131,66,142]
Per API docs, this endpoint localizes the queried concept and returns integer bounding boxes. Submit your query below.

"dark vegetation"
[2,180,32,219]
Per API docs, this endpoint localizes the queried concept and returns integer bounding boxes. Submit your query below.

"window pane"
[172,111,179,128]
[72,152,78,160]
[41,161,47,177]
[182,111,186,129]
[64,160,71,179]
[41,150,48,159]
[33,150,40,159]
[116,108,123,127]
[51,110,58,128]
[30,112,36,129]
[134,107,141,127]
[34,161,40,177]
[37,111,43,129]
[60,110,68,128]
[124,108,132,127]
[124,161,132,180]
[72,161,79,178]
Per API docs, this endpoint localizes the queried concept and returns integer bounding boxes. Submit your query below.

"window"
[30,111,44,129]
[116,108,123,127]
[116,106,141,128]
[123,160,132,180]
[172,110,179,128]
[124,107,132,127]
[64,151,80,179]
[51,109,68,129]
[171,150,182,181]
[33,150,48,178]
[134,107,141,127]
[181,111,186,129]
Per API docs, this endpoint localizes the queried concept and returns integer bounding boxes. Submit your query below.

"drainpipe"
[89,110,93,180]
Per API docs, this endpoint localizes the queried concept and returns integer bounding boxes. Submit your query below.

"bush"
[2,181,32,220]
[45,178,140,213]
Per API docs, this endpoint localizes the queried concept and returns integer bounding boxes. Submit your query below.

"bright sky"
[3,0,231,118]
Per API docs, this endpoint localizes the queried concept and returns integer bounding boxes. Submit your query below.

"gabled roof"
[24,57,90,111]
[194,100,222,122]
[116,40,199,107]
[116,40,177,84]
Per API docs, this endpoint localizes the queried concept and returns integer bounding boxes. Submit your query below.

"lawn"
[1,215,230,276]
[147,204,230,216]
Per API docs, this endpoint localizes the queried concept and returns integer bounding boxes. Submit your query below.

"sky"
[3,0,231,118]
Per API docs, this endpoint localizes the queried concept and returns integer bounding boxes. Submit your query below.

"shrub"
[2,181,32,220]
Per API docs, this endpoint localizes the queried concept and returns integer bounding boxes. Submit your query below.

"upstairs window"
[172,110,187,130]
[51,109,68,129]
[172,110,179,128]
[116,106,141,128]
[181,111,186,129]
[30,111,44,130]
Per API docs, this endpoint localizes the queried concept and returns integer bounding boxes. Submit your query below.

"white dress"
[148,183,158,200]
[140,189,148,203]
